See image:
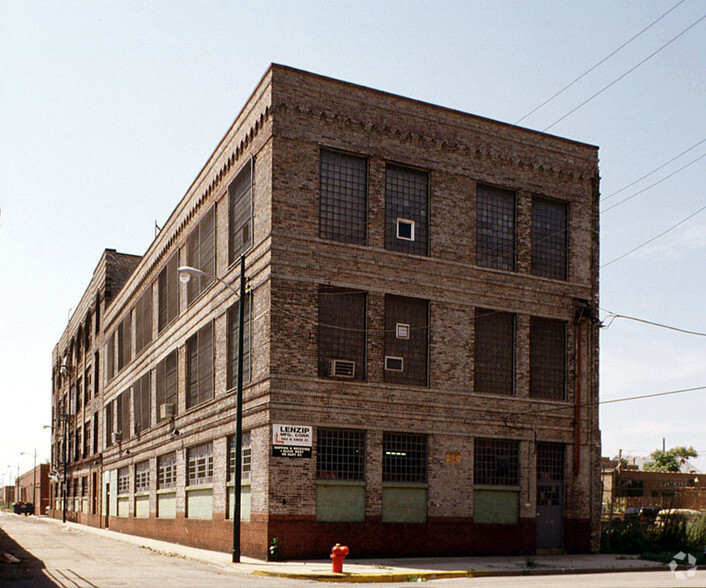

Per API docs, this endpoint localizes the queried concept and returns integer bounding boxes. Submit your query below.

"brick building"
[17,464,51,514]
[50,64,601,558]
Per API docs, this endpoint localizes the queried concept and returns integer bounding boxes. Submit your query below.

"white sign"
[272,424,312,458]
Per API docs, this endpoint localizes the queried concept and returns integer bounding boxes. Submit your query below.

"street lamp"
[20,449,37,514]
[58,363,71,523]
[177,257,246,563]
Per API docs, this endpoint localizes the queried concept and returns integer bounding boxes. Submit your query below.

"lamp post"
[20,450,37,513]
[178,257,246,563]
[58,363,71,523]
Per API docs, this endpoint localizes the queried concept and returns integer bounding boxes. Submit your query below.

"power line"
[543,13,706,131]
[601,205,706,268]
[600,307,706,336]
[515,0,688,125]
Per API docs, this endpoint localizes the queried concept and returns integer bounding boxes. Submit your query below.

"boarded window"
[158,252,179,333]
[133,372,151,435]
[530,317,566,400]
[385,165,429,255]
[531,197,568,280]
[384,296,428,386]
[383,433,427,483]
[229,162,253,263]
[227,432,251,482]
[186,322,214,409]
[476,184,516,271]
[319,150,367,244]
[117,312,132,371]
[317,428,365,481]
[318,287,366,381]
[135,286,153,355]
[187,442,214,486]
[474,309,515,395]
[157,453,177,489]
[474,438,519,486]
[156,351,178,420]
[227,294,252,389]
[134,460,150,493]
[186,206,216,304]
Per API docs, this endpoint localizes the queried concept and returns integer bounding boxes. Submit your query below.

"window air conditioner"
[328,359,356,379]
[384,356,404,372]
[112,431,122,444]
[159,402,175,420]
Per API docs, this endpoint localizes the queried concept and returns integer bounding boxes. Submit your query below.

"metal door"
[536,443,564,550]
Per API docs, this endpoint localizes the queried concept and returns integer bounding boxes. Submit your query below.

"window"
[187,442,214,486]
[117,312,132,371]
[319,149,367,244]
[186,322,214,409]
[186,206,216,304]
[228,432,251,482]
[318,287,366,381]
[537,442,565,482]
[133,372,151,435]
[474,309,515,395]
[92,412,99,454]
[383,433,427,483]
[106,332,115,381]
[158,252,179,333]
[116,389,130,441]
[135,286,153,355]
[530,317,566,400]
[117,467,130,495]
[227,294,252,389]
[531,196,568,280]
[317,429,365,481]
[156,351,178,421]
[229,162,253,263]
[476,184,516,271]
[83,421,90,457]
[385,165,428,255]
[157,453,177,489]
[105,401,114,447]
[474,438,519,486]
[135,461,150,493]
[384,295,428,386]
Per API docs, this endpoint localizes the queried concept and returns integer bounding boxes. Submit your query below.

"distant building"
[1,485,15,506]
[17,464,50,514]
[50,64,601,558]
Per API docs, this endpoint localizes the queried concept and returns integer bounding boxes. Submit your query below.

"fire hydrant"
[330,543,349,573]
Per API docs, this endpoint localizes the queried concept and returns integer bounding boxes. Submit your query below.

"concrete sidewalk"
[37,514,669,583]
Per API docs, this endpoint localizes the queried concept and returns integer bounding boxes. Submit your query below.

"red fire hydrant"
[330,543,349,573]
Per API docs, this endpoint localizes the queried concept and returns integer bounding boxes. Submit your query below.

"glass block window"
[383,433,427,483]
[158,252,179,333]
[117,467,130,495]
[227,294,252,389]
[186,322,214,409]
[385,165,429,255]
[157,453,177,489]
[228,432,252,482]
[318,287,366,381]
[133,372,151,435]
[474,309,515,395]
[537,442,565,481]
[530,317,566,400]
[384,295,428,386]
[319,149,367,244]
[134,286,153,355]
[135,460,150,492]
[474,438,519,486]
[187,442,214,486]
[156,350,178,421]
[532,197,568,280]
[186,205,216,304]
[229,162,253,263]
[476,184,516,271]
[317,429,365,481]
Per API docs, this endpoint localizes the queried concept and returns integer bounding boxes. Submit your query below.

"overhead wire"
[600,307,706,336]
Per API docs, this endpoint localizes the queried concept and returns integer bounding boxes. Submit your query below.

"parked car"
[622,506,661,522]
[654,508,701,526]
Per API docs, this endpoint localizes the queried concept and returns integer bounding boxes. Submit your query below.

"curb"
[252,570,473,583]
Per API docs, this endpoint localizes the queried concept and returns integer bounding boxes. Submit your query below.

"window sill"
[316,479,365,486]
[156,488,176,495]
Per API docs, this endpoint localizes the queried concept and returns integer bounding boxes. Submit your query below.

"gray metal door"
[536,443,564,550]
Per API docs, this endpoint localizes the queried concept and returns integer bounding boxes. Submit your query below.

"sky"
[1,0,705,486]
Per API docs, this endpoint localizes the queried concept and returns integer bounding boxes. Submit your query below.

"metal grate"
[319,150,367,244]
[383,432,427,483]
[158,252,179,333]
[228,432,252,482]
[531,197,568,280]
[317,429,365,480]
[474,438,519,486]
[156,350,178,419]
[187,442,214,486]
[530,317,566,400]
[157,453,177,489]
[186,205,216,304]
[133,372,151,436]
[135,460,150,492]
[474,309,515,395]
[384,295,428,386]
[229,162,253,263]
[318,287,366,381]
[186,322,214,409]
[135,287,153,355]
[227,294,252,389]
[537,442,565,482]
[476,184,516,271]
[385,165,428,255]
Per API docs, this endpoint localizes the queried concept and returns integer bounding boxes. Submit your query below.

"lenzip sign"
[272,424,312,458]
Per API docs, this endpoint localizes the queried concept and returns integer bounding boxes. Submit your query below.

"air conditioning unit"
[159,402,175,420]
[328,359,355,379]
[112,431,122,444]
[385,356,404,372]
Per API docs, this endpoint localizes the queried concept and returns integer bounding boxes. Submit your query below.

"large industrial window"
[106,332,115,381]
[134,461,150,493]
[385,165,429,255]
[318,287,366,381]
[158,252,179,333]
[105,401,113,448]
[537,442,565,482]
[530,317,566,400]
[476,184,516,271]
[229,162,253,263]
[117,467,130,495]
[117,313,132,371]
[474,438,519,486]
[227,294,252,389]
[132,372,151,436]
[474,309,515,395]
[157,453,177,489]
[383,433,427,483]
[319,149,367,245]
[186,206,216,304]
[156,350,178,421]
[531,196,568,280]
[384,295,428,386]
[317,429,365,481]
[117,389,130,441]
[186,322,214,409]
[228,432,252,482]
[187,442,214,486]
[134,286,153,355]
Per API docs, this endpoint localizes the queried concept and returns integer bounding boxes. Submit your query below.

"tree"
[643,446,698,472]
